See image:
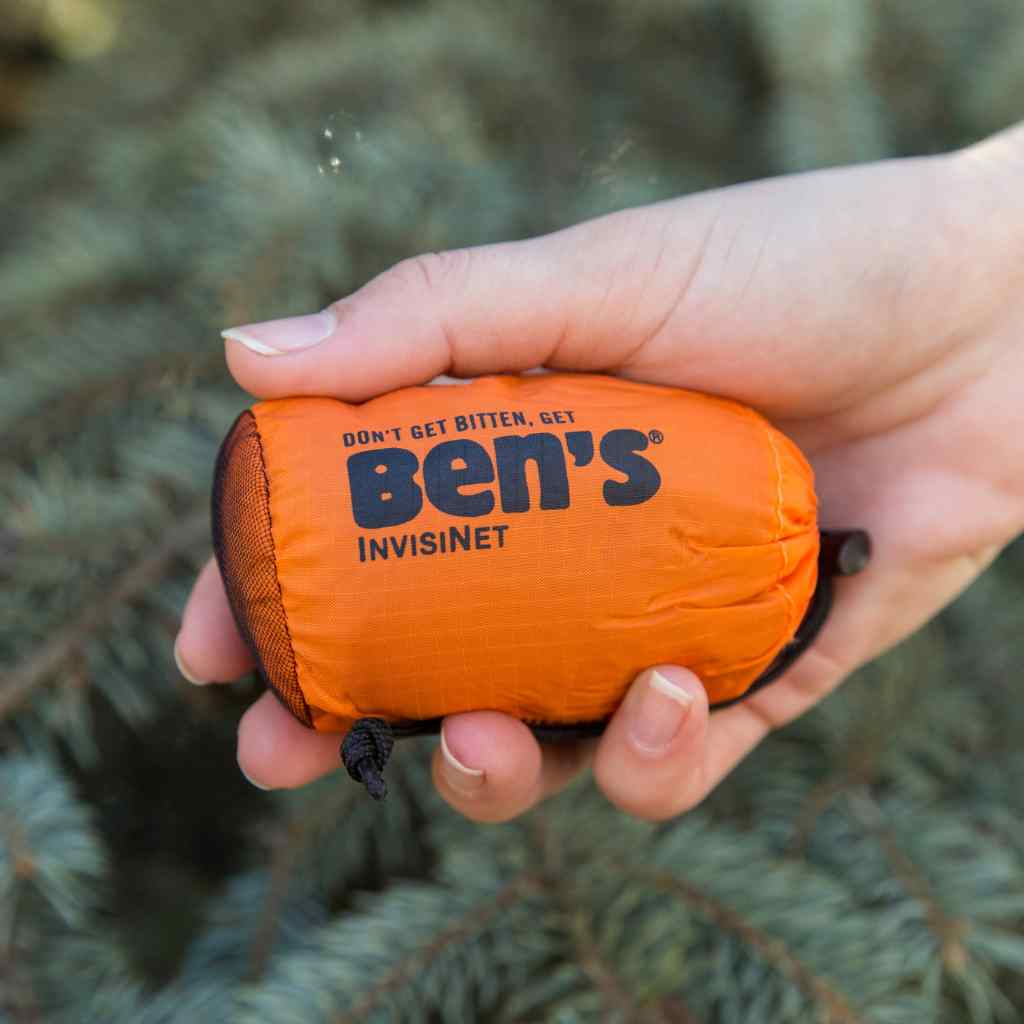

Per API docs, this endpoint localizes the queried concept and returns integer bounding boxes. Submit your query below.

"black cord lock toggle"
[341,717,394,800]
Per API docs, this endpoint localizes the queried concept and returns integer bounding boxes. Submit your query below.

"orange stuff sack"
[212,373,822,756]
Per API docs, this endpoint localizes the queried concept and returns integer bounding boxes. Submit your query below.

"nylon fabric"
[212,374,819,735]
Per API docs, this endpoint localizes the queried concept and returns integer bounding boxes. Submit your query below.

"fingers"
[220,151,969,419]
[237,690,343,789]
[431,712,592,823]
[174,556,253,685]
[591,664,808,822]
[234,698,591,806]
[426,665,771,825]
[592,666,713,821]
[227,655,839,811]
[591,629,860,821]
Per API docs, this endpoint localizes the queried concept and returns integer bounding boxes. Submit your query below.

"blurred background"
[2,1,1023,1021]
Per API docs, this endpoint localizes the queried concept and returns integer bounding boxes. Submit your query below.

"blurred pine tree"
[1,0,1023,1020]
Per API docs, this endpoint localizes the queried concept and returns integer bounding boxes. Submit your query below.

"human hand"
[175,122,1024,822]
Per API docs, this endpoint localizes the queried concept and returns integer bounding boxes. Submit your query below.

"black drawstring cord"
[341,718,394,800]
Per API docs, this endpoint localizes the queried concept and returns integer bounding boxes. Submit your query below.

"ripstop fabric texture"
[212,373,819,735]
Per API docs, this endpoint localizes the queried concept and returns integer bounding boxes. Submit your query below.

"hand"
[175,122,1024,822]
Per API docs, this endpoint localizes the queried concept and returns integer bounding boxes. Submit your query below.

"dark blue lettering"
[493,433,569,513]
[600,429,661,506]
[449,524,472,552]
[423,440,495,518]
[565,430,594,467]
[347,448,422,528]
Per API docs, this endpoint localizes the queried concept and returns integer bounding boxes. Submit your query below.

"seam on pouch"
[756,413,798,638]
[252,416,312,727]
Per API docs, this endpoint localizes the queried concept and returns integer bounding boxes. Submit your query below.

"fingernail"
[239,764,270,791]
[173,636,209,686]
[221,309,336,356]
[628,669,693,756]
[440,727,485,796]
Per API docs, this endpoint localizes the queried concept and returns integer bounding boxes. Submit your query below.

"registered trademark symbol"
[648,429,664,444]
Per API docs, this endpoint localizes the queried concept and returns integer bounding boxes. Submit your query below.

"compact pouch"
[211,373,869,797]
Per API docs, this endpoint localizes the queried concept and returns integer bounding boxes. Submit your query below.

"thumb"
[222,149,971,414]
[222,199,716,403]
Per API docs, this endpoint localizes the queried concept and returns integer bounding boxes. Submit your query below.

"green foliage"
[0,755,105,929]
[1,0,1023,1020]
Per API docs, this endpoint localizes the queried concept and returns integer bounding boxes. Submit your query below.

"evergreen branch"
[0,508,209,721]
[2,345,226,460]
[0,5,301,220]
[788,750,877,858]
[0,754,107,1020]
[332,872,542,1024]
[242,764,429,982]
[0,946,44,1024]
[653,998,704,1024]
[620,861,865,1024]
[0,817,34,885]
[565,910,654,1023]
[849,796,971,975]
[567,914,687,1024]
[788,773,858,857]
[531,814,672,1024]
[218,227,305,329]
[1,273,172,337]
[245,818,311,983]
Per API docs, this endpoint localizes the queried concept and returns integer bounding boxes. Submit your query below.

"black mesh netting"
[211,410,312,727]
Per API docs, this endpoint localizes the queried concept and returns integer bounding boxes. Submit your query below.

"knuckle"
[384,250,474,362]
[390,252,471,362]
[391,248,474,296]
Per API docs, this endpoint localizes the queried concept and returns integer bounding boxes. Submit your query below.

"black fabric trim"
[212,410,313,727]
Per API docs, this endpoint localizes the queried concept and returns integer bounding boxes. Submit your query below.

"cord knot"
[340,718,394,800]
